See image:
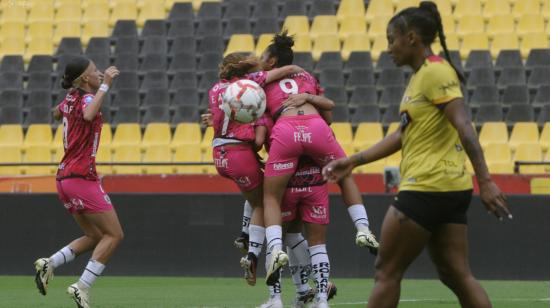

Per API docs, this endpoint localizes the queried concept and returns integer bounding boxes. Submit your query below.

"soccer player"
[33,56,121,308]
[322,2,512,307]
[258,32,379,285]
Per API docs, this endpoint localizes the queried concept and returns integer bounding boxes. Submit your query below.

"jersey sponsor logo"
[438,80,459,94]
[68,198,85,210]
[63,104,75,113]
[290,187,313,193]
[235,176,251,187]
[455,144,463,152]
[293,125,312,143]
[273,162,294,171]
[400,111,411,130]
[281,210,292,218]
[311,205,327,219]
[214,157,228,168]
[103,194,112,205]
[83,95,94,105]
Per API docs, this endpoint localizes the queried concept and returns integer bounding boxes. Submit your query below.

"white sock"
[266,251,282,299]
[310,244,330,301]
[347,204,370,229]
[242,201,253,234]
[49,246,75,268]
[265,225,283,252]
[248,224,265,257]
[78,260,105,289]
[285,233,311,294]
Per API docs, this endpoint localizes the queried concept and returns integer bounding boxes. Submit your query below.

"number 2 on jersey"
[279,79,299,95]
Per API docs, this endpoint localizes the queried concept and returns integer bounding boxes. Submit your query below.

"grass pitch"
[1,276,549,307]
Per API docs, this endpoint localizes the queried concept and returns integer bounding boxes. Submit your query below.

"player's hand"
[479,180,512,221]
[322,157,354,183]
[282,93,309,109]
[102,66,120,86]
[201,112,213,127]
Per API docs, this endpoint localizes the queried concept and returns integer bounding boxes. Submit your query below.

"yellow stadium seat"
[310,15,338,41]
[543,0,550,21]
[339,16,367,42]
[82,0,110,7]
[355,159,385,174]
[200,126,213,153]
[531,178,550,194]
[55,3,82,22]
[487,14,515,37]
[386,122,400,136]
[112,145,142,174]
[1,5,27,23]
[370,34,388,61]
[202,146,216,174]
[365,1,392,24]
[100,123,112,148]
[338,0,367,22]
[515,143,544,174]
[456,15,485,38]
[479,122,508,149]
[331,122,353,146]
[81,20,109,45]
[174,146,203,174]
[441,15,455,34]
[0,124,24,147]
[460,33,489,59]
[509,122,539,151]
[56,0,78,8]
[255,33,275,56]
[282,16,310,36]
[433,0,453,16]
[95,145,112,175]
[224,34,255,56]
[353,122,384,152]
[432,33,459,55]
[143,145,173,174]
[341,33,370,61]
[53,21,81,45]
[0,146,22,176]
[24,146,53,175]
[484,143,512,164]
[172,123,201,149]
[54,144,64,163]
[490,33,519,58]
[52,125,64,152]
[137,2,166,27]
[368,15,392,38]
[110,1,138,26]
[82,3,110,23]
[483,0,512,19]
[513,0,541,19]
[193,0,221,11]
[453,0,482,19]
[1,22,25,41]
[293,34,312,52]
[488,162,514,174]
[540,122,550,152]
[312,34,340,61]
[28,4,55,23]
[111,123,142,149]
[25,38,54,62]
[0,37,25,57]
[341,143,355,156]
[26,0,55,8]
[520,32,548,59]
[517,14,545,37]
[386,150,402,167]
[395,0,420,13]
[142,123,172,148]
[24,124,53,149]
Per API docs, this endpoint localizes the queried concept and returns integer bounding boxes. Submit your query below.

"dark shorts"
[392,190,473,232]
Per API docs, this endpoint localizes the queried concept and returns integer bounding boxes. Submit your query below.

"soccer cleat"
[67,283,90,308]
[327,281,337,301]
[34,258,54,296]
[265,250,289,286]
[234,232,250,253]
[313,298,329,308]
[292,288,315,308]
[356,228,380,255]
[240,252,258,286]
[257,297,284,308]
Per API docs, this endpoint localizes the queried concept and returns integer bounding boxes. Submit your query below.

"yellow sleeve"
[421,63,463,105]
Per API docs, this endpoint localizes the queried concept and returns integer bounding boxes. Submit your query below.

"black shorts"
[392,190,473,232]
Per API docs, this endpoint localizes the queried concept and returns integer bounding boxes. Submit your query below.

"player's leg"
[234,200,253,251]
[367,206,430,308]
[285,220,315,306]
[258,250,283,308]
[240,186,265,286]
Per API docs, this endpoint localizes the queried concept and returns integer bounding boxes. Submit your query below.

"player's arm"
[83,66,119,122]
[282,93,334,111]
[52,105,62,121]
[264,65,303,83]
[443,98,511,220]
[254,125,267,152]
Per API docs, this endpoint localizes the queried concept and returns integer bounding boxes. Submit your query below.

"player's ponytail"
[266,30,294,67]
[418,1,465,83]
[219,53,260,80]
[61,56,90,89]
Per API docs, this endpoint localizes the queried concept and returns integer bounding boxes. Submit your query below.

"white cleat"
[67,283,90,308]
[313,298,329,308]
[356,228,379,255]
[265,250,289,286]
[257,297,284,308]
[34,258,54,295]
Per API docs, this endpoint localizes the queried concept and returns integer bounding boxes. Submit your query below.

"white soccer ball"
[221,79,266,124]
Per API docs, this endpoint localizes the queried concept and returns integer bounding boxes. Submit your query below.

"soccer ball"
[221,79,266,124]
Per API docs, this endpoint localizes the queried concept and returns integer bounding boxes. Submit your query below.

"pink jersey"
[209,71,268,143]
[263,71,323,120]
[56,89,102,181]
[288,157,325,188]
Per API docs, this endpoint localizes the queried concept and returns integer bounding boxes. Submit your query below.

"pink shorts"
[265,114,346,177]
[213,144,263,192]
[281,184,329,225]
[56,178,113,214]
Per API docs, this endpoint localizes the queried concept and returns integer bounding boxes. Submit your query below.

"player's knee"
[374,257,403,283]
[436,266,471,289]
[86,231,103,244]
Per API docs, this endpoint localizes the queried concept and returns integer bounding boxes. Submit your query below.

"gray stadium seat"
[26,72,52,90]
[0,106,23,124]
[114,53,139,71]
[172,105,200,124]
[440,50,463,73]
[113,106,140,125]
[223,0,251,20]
[141,36,168,56]
[501,85,529,105]
[87,52,110,71]
[253,18,280,36]
[196,19,223,38]
[345,52,373,73]
[346,68,375,89]
[309,0,336,16]
[376,52,397,72]
[25,106,52,125]
[319,68,344,87]
[280,0,307,21]
[475,104,503,122]
[198,36,225,55]
[0,90,23,107]
[168,2,194,21]
[526,49,550,70]
[112,89,140,108]
[167,19,194,38]
[495,50,523,71]
[112,20,138,39]
[170,71,198,91]
[198,53,222,72]
[497,67,526,88]
[352,105,380,123]
[112,72,139,91]
[168,52,197,73]
[379,85,405,106]
[331,105,350,122]
[140,54,167,71]
[349,85,378,106]
[534,85,550,107]
[315,52,343,72]
[382,105,401,124]
[0,55,24,73]
[537,105,550,125]
[27,55,53,73]
[292,52,314,72]
[56,37,83,56]
[323,86,347,105]
[55,54,77,73]
[466,67,495,89]
[197,2,222,20]
[505,104,534,123]
[143,89,170,107]
[172,88,200,106]
[198,70,219,93]
[142,20,167,37]
[377,68,405,88]
[114,37,139,56]
[141,71,169,92]
[528,67,550,89]
[143,105,170,124]
[169,36,196,55]
[469,85,499,107]
[465,50,493,71]
[85,37,111,56]
[224,18,252,39]
[0,72,23,89]
[26,90,52,108]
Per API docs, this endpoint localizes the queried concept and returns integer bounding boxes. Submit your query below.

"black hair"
[61,56,91,89]
[266,30,295,67]
[390,1,465,83]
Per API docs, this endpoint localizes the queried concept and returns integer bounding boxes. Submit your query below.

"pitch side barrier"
[1,194,548,280]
